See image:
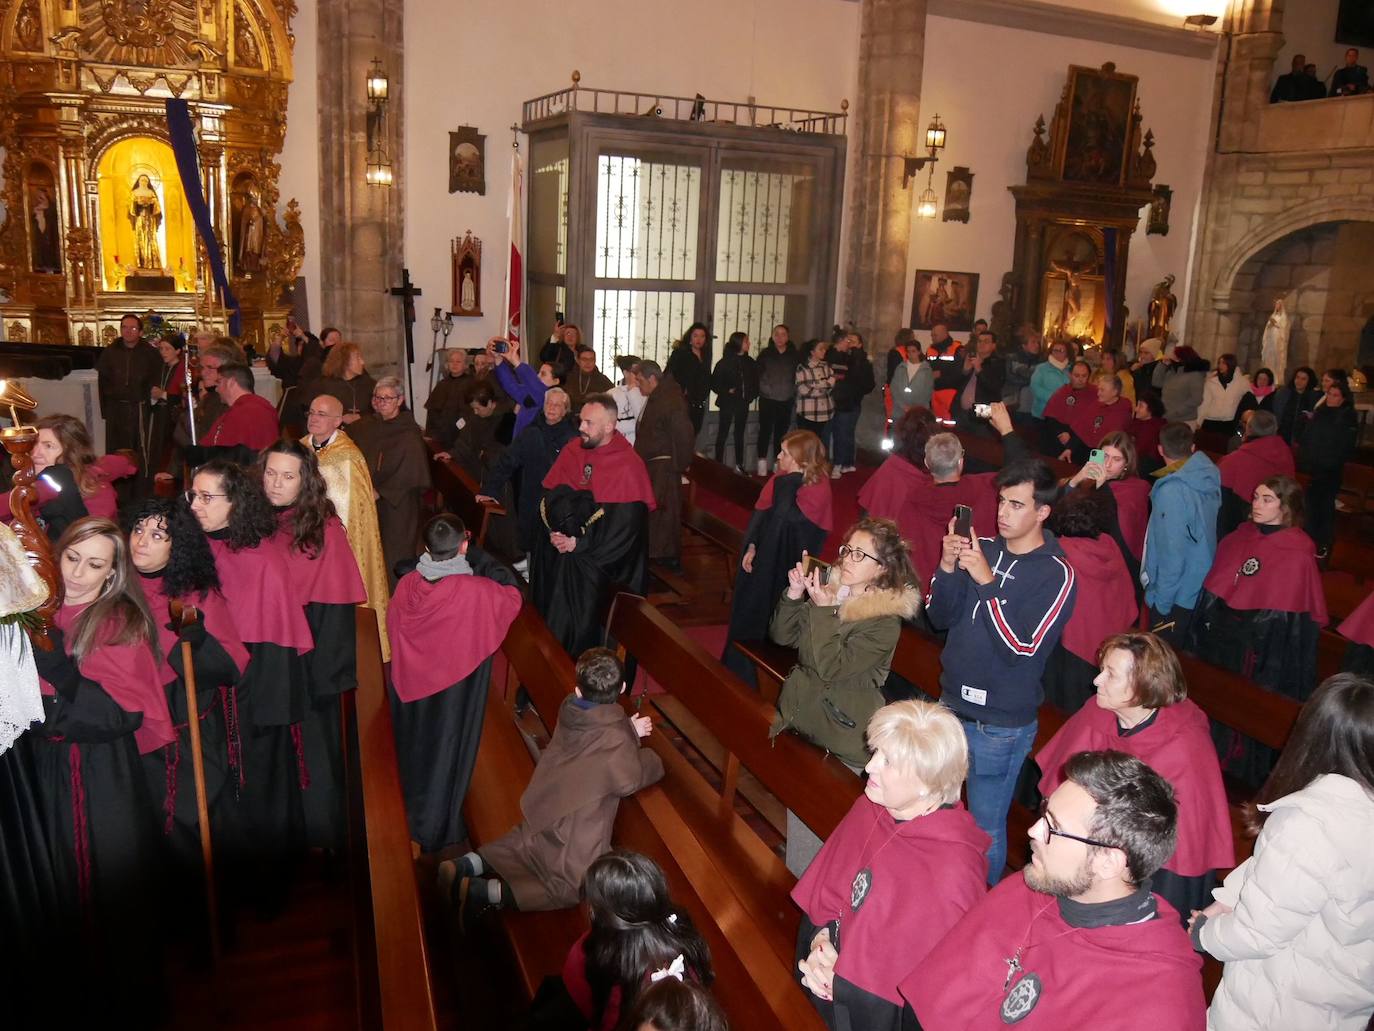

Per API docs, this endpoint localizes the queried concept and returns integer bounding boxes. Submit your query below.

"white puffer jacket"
[1201,774,1374,1031]
[1197,370,1253,424]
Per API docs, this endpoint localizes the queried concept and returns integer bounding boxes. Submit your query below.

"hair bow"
[649,954,686,984]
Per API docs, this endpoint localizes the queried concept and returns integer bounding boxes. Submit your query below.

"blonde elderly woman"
[790,700,989,1031]
[351,375,432,585]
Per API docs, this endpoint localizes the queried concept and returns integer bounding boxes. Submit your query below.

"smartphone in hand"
[1089,448,1106,466]
[954,504,973,541]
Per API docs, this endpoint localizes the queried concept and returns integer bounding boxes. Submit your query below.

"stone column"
[317,0,405,374]
[841,0,927,346]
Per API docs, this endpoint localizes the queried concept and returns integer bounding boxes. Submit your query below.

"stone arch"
[1212,196,1374,305]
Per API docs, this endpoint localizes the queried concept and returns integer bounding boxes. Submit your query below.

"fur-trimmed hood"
[838,583,922,623]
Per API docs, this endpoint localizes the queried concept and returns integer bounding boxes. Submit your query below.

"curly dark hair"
[1049,485,1113,539]
[193,459,277,551]
[892,405,937,466]
[582,850,713,1027]
[123,497,221,599]
[254,440,336,557]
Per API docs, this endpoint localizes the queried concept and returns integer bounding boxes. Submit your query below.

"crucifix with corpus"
[390,268,422,404]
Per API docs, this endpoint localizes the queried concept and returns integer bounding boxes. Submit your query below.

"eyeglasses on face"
[1036,801,1116,850]
[184,490,228,505]
[838,543,879,565]
[373,393,402,403]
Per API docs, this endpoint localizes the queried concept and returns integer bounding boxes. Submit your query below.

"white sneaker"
[755,459,768,476]
[844,465,857,473]
[830,467,842,479]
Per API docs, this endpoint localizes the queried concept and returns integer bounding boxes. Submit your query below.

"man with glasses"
[351,375,430,587]
[899,750,1205,1029]
[926,457,1075,885]
[303,393,390,660]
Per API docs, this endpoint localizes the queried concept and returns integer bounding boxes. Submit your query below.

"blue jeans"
[962,717,1038,885]
[831,408,860,466]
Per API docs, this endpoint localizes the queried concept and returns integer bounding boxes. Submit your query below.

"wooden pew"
[426,441,506,548]
[682,456,761,590]
[1322,569,1367,626]
[953,428,1075,480]
[349,606,440,1030]
[500,601,827,1030]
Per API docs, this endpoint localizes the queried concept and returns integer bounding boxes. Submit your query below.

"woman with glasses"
[187,460,313,905]
[769,517,920,873]
[1036,632,1232,924]
[257,440,366,852]
[351,375,431,587]
[793,700,987,1031]
[722,429,833,684]
[1193,673,1374,1031]
[125,497,247,904]
[28,517,171,1007]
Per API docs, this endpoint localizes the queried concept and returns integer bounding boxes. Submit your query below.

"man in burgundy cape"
[531,393,655,656]
[1215,410,1295,536]
[1063,371,1132,464]
[198,363,280,463]
[899,750,1205,1030]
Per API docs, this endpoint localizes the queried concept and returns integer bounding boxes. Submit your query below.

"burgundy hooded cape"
[274,513,368,607]
[1106,477,1150,560]
[45,604,175,755]
[1036,700,1234,876]
[1041,384,1095,428]
[206,535,315,651]
[541,430,656,508]
[139,572,250,679]
[760,469,834,531]
[1202,522,1327,621]
[1339,588,1374,647]
[907,475,998,584]
[206,391,281,451]
[857,456,924,543]
[1068,395,1132,447]
[1056,535,1140,664]
[899,875,1205,1030]
[388,570,522,701]
[792,796,988,1004]
[1218,435,1296,505]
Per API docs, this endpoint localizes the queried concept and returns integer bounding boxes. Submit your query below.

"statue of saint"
[1049,257,1092,339]
[29,185,62,274]
[129,174,162,270]
[1148,273,1178,342]
[460,269,476,311]
[238,192,265,274]
[1261,298,1291,383]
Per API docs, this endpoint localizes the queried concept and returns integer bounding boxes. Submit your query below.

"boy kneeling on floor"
[439,647,663,926]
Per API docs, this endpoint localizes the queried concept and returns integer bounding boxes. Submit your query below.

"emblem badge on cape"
[1066,395,1077,406]
[850,867,872,912]
[1000,971,1042,1024]
[1240,557,1260,576]
[581,463,593,486]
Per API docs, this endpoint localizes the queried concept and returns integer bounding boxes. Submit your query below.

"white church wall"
[902,13,1217,348]
[278,0,322,331]
[1274,0,1352,88]
[400,0,859,406]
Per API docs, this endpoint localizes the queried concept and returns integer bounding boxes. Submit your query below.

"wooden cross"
[389,267,422,406]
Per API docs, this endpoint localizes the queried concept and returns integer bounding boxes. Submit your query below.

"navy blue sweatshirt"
[925,531,1076,726]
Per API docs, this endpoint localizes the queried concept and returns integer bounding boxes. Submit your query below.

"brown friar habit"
[351,410,432,586]
[634,375,696,560]
[95,338,161,456]
[479,695,664,910]
[423,371,471,438]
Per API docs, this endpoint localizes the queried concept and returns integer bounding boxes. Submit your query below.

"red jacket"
[206,392,280,451]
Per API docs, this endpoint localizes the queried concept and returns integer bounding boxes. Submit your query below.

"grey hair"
[924,432,965,479]
[376,374,404,399]
[634,359,664,382]
[1248,410,1278,438]
[545,386,569,404]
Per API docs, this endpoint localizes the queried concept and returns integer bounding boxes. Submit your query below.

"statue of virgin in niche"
[129,173,163,270]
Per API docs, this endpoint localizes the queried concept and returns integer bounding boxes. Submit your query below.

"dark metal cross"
[389,267,422,407]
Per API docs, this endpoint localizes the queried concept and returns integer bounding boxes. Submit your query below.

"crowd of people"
[1271,48,1370,102]
[3,310,1373,1030]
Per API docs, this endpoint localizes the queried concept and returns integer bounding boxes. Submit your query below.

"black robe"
[531,485,649,657]
[0,731,63,1006]
[722,472,827,684]
[481,415,579,554]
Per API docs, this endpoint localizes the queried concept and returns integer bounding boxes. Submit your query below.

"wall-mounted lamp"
[902,113,948,189]
[916,184,939,220]
[366,56,393,187]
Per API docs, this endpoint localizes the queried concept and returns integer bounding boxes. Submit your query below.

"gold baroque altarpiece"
[0,0,303,347]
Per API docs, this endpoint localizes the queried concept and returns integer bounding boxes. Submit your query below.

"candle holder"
[0,380,59,646]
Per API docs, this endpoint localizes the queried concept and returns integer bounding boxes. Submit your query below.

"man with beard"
[633,360,695,571]
[899,750,1205,1030]
[531,394,655,656]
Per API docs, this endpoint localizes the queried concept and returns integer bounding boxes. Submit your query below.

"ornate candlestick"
[1,380,59,647]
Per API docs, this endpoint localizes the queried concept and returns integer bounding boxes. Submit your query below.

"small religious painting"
[452,231,482,316]
[911,270,980,332]
[449,126,486,195]
[942,166,974,223]
[1061,64,1137,186]
[26,164,62,274]
[1147,184,1172,236]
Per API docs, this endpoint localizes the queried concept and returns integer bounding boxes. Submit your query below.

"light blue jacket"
[1142,452,1221,613]
[1030,361,1070,418]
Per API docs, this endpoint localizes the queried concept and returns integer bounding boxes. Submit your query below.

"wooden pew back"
[427,442,506,547]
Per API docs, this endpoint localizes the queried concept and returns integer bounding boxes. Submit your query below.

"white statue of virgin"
[1261,299,1290,382]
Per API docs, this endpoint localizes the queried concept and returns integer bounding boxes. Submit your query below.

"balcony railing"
[1254,92,1374,153]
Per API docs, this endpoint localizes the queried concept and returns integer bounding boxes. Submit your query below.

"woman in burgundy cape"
[1189,475,1327,787]
[1338,587,1374,675]
[126,497,248,911]
[857,407,933,564]
[387,513,521,853]
[259,440,367,852]
[723,429,834,684]
[792,700,988,1031]
[1040,487,1140,714]
[30,517,171,1012]
[189,459,313,903]
[1062,429,1149,590]
[1036,632,1233,921]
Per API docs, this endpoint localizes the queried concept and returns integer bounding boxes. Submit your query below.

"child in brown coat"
[439,647,662,923]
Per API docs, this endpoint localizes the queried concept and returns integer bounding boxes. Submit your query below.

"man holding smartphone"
[925,457,1076,885]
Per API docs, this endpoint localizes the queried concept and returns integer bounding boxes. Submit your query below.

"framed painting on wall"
[911,269,980,332]
[1059,64,1138,186]
[942,166,973,223]
[449,126,486,195]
